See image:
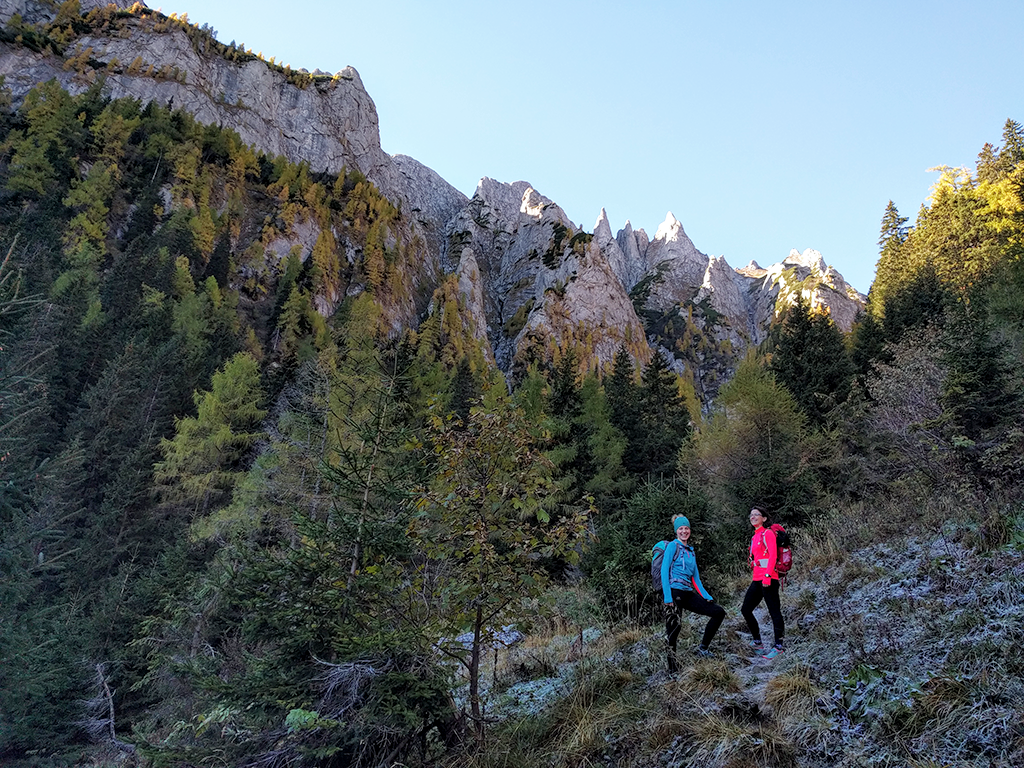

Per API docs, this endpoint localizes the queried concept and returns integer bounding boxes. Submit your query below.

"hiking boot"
[761,645,783,660]
[696,646,715,658]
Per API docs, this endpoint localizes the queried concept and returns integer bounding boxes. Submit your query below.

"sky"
[171,0,1024,294]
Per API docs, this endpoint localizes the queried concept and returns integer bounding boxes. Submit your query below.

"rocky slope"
[0,1,866,396]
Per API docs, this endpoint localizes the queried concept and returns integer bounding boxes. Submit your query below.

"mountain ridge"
[0,0,865,394]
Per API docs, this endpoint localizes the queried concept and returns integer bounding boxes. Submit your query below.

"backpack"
[650,540,677,591]
[765,523,793,576]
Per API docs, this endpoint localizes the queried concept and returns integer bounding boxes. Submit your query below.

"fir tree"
[768,296,853,426]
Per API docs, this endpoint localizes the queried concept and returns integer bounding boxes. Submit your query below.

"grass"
[672,711,797,768]
[443,480,1024,768]
[764,665,819,718]
[684,658,742,695]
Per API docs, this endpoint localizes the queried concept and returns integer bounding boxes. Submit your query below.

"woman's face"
[749,508,765,529]
[676,525,691,543]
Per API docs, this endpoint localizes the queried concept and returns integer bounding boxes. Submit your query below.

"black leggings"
[741,579,784,646]
[665,588,726,662]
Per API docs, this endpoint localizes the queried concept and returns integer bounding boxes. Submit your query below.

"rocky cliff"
[0,1,865,399]
[0,1,465,269]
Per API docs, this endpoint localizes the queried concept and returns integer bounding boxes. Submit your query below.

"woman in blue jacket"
[662,515,726,671]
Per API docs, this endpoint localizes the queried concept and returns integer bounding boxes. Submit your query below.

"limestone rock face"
[0,2,472,328]
[760,248,867,333]
[454,248,493,358]
[0,5,423,235]
[444,179,572,369]
[444,181,646,373]
[595,209,642,291]
[392,153,468,256]
[515,237,648,373]
[1,0,136,24]
[642,213,711,309]
[0,0,49,24]
[615,221,649,290]
[696,256,755,339]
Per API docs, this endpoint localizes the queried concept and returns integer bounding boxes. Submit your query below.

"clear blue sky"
[172,0,1023,294]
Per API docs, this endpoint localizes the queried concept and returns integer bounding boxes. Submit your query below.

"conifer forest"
[2,5,1024,768]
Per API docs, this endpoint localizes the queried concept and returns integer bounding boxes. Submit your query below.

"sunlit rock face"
[441,180,647,373]
[759,249,867,332]
[0,1,466,251]
[0,0,865,393]
[0,0,137,24]
[641,213,710,309]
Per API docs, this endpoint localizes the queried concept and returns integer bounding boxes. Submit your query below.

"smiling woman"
[660,513,726,671]
[741,505,786,659]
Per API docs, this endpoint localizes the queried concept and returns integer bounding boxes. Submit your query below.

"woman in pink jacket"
[741,506,784,659]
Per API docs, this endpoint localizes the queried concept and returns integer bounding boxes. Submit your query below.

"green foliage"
[605,349,691,480]
[542,222,569,269]
[584,479,714,620]
[693,355,818,521]
[413,397,593,740]
[154,352,266,515]
[3,53,1024,768]
[849,309,887,386]
[767,296,853,426]
[628,262,667,317]
[939,299,1018,444]
[4,80,85,197]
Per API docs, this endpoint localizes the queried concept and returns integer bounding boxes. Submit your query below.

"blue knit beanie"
[673,515,690,532]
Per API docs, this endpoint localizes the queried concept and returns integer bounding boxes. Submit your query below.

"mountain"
[4,5,1024,768]
[0,0,863,398]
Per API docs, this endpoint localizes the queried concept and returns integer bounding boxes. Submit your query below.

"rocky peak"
[0,1,868,395]
[391,153,468,255]
[641,212,710,309]
[594,209,637,290]
[612,219,649,291]
[760,248,866,332]
[696,256,750,322]
[783,247,828,273]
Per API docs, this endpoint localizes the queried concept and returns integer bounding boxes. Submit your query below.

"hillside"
[1,3,1024,768]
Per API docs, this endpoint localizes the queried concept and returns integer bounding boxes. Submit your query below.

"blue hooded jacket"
[661,539,713,603]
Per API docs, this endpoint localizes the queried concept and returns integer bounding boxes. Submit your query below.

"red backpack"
[763,523,793,577]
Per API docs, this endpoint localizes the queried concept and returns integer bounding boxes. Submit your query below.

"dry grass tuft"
[764,665,819,718]
[645,715,688,752]
[676,711,797,768]
[684,658,742,695]
[797,511,848,570]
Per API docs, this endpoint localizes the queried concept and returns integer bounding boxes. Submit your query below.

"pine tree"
[695,355,815,520]
[154,352,266,516]
[633,350,691,478]
[605,346,641,466]
[882,262,949,342]
[870,201,911,318]
[768,296,853,426]
[849,309,889,387]
[449,355,479,425]
[977,142,1001,184]
[940,301,1017,442]
[997,118,1024,175]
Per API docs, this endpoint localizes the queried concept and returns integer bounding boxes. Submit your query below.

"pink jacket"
[749,526,778,584]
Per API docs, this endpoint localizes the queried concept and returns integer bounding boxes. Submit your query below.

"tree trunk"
[469,603,485,746]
